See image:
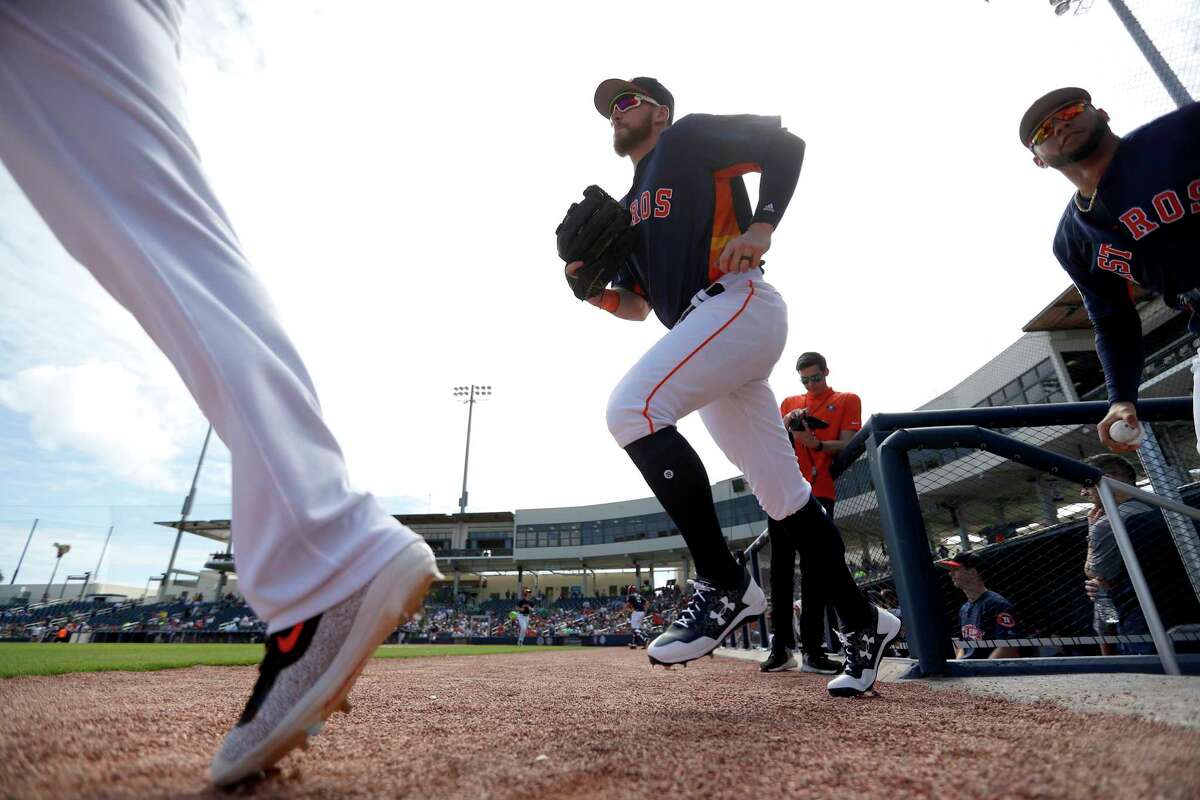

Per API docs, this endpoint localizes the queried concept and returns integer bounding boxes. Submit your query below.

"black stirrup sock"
[624,427,742,587]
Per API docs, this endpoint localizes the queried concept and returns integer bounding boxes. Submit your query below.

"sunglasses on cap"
[1028,101,1088,148]
[610,93,661,117]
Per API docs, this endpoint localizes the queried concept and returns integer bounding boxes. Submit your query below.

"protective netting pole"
[1136,423,1200,606]
[1106,0,1194,108]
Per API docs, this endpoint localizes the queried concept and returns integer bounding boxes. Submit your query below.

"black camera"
[788,411,829,431]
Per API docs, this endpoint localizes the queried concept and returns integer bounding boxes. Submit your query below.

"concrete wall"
[0,582,144,604]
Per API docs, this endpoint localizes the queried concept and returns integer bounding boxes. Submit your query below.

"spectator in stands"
[877,588,901,623]
[938,551,1021,659]
[764,351,863,675]
[1081,454,1153,655]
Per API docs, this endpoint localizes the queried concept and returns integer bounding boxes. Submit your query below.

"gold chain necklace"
[1074,187,1098,213]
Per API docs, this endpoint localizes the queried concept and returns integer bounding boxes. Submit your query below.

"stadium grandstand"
[5,280,1198,656]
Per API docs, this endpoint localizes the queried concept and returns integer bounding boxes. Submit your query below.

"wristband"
[599,289,620,313]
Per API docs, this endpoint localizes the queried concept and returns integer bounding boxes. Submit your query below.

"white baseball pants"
[606,269,812,521]
[0,0,419,632]
[629,610,646,630]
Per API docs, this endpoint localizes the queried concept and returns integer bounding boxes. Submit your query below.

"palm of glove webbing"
[555,185,637,301]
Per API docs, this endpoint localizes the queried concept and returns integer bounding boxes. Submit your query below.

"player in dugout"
[762,352,862,674]
[938,552,1021,660]
[1021,88,1199,453]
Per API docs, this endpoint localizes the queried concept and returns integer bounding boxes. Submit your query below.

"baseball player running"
[0,2,439,786]
[625,584,648,648]
[1022,88,1199,451]
[557,76,900,696]
[515,587,535,645]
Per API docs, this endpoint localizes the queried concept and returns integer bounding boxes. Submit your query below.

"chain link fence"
[1106,0,1200,111]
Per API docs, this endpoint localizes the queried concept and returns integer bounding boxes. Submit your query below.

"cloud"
[0,362,199,492]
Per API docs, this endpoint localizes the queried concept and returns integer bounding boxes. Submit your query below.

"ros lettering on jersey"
[629,188,673,224]
[1117,178,1200,241]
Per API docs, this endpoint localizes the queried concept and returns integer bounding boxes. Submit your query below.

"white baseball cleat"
[647,568,766,667]
[826,606,901,697]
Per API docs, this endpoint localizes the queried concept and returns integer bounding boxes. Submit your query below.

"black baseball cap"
[1019,86,1091,147]
[937,551,981,571]
[594,76,674,123]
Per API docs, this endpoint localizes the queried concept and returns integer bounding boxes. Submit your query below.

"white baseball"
[1109,419,1144,445]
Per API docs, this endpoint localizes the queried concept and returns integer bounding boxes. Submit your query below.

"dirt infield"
[2,648,1198,800]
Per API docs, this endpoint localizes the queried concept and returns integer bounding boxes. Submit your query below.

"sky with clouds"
[1,0,1197,591]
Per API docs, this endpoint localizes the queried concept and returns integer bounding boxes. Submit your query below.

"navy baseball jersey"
[516,597,533,616]
[1052,102,1200,404]
[958,590,1018,659]
[611,113,804,328]
[627,592,646,612]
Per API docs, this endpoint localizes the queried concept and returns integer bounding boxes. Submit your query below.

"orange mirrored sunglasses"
[1029,101,1088,148]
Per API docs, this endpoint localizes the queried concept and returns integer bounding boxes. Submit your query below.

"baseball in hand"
[1110,419,1145,445]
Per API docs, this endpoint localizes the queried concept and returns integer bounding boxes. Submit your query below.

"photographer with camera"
[762,352,863,674]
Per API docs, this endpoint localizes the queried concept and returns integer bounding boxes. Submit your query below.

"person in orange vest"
[763,352,862,674]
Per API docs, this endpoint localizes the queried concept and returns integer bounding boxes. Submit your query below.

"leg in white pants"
[517,615,529,644]
[0,0,418,632]
[699,379,811,521]
[607,271,811,521]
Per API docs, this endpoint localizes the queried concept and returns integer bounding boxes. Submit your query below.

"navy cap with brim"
[1020,87,1091,146]
[594,76,674,123]
[937,551,982,570]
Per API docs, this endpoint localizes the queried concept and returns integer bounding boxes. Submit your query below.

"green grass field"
[0,643,571,679]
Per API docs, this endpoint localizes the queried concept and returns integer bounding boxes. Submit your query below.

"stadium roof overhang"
[1023,284,1157,332]
[153,519,231,544]
[154,510,517,546]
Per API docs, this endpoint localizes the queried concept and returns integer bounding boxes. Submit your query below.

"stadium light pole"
[86,526,114,598]
[9,518,38,585]
[43,542,70,602]
[453,385,491,515]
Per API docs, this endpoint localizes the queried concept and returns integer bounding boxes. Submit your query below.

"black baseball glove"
[556,185,638,301]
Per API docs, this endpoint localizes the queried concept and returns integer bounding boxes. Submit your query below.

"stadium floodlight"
[453,384,493,515]
[42,542,71,602]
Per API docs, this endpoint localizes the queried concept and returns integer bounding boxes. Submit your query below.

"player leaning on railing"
[1022,88,1200,453]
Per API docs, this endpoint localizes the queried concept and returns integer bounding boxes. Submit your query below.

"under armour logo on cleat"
[709,597,736,625]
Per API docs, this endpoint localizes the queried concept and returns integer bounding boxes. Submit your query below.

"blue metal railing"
[866,396,1193,676]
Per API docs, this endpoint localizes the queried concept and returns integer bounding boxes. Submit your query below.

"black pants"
[769,496,868,653]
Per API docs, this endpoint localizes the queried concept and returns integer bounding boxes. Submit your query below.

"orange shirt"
[780,388,862,501]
